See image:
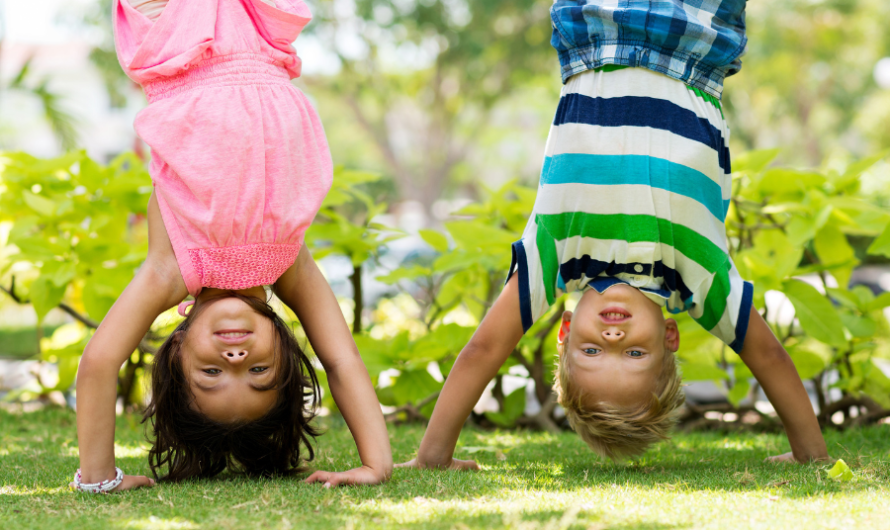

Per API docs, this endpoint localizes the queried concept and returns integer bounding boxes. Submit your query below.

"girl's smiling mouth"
[214,330,253,344]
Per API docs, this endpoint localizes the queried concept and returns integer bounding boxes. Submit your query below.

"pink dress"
[113,0,333,296]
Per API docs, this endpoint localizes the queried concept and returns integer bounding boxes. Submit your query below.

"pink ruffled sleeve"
[113,0,216,83]
[112,0,155,73]
[246,0,312,78]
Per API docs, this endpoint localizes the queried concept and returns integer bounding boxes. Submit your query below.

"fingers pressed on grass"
[304,471,329,484]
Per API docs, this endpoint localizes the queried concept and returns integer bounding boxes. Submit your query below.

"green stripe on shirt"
[535,212,732,329]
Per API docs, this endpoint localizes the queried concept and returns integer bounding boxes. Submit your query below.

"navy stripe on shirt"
[553,93,730,173]
[559,256,695,303]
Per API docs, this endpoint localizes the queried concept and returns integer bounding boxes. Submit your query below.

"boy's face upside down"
[559,283,680,411]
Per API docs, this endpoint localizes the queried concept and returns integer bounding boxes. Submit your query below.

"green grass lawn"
[1,407,888,530]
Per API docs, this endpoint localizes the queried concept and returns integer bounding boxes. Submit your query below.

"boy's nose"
[221,350,248,364]
[602,329,625,342]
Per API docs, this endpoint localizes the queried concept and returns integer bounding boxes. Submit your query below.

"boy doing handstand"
[400,0,829,466]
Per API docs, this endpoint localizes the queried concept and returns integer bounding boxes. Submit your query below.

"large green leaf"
[445,221,516,251]
[813,224,858,288]
[82,269,133,322]
[352,335,399,377]
[865,292,890,312]
[485,386,526,428]
[409,324,475,364]
[390,369,442,406]
[732,148,780,174]
[375,264,431,285]
[867,222,890,258]
[680,362,729,381]
[785,216,816,247]
[788,349,827,380]
[29,276,66,323]
[727,379,750,407]
[781,280,846,347]
[21,190,57,217]
[759,169,825,196]
[838,313,877,338]
[419,229,449,253]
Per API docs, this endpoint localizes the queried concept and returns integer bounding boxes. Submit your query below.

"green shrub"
[1,149,889,427]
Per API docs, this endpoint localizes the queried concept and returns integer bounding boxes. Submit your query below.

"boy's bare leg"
[398,274,525,470]
[740,307,829,463]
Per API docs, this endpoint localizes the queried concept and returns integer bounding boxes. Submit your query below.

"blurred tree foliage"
[726,0,890,169]
[2,149,889,428]
[75,0,890,212]
[305,0,556,209]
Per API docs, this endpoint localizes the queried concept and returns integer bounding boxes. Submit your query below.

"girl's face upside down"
[180,286,279,423]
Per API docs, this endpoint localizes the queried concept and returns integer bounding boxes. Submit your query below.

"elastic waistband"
[143,53,291,103]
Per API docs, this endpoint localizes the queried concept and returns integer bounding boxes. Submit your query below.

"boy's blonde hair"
[553,338,685,460]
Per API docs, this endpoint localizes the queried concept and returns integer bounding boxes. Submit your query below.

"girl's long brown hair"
[143,293,320,481]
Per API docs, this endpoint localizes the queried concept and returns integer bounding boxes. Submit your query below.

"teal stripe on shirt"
[541,153,727,221]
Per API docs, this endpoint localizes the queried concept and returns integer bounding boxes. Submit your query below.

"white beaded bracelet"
[72,467,124,494]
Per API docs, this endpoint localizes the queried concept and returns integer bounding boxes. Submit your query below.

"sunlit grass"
[1,407,888,529]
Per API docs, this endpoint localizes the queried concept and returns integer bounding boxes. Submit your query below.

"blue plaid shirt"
[551,0,747,98]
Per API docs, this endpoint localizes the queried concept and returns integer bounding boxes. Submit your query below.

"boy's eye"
[627,350,644,358]
[249,366,269,373]
[203,368,221,375]
[582,348,601,355]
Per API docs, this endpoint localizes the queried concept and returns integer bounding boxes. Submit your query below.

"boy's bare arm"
[273,246,392,485]
[399,274,526,470]
[739,306,829,463]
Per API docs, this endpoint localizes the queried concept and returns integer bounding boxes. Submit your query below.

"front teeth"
[218,332,248,337]
[603,312,627,318]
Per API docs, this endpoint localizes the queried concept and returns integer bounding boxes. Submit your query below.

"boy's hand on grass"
[765,452,832,464]
[765,452,798,464]
[395,457,479,471]
[304,465,389,487]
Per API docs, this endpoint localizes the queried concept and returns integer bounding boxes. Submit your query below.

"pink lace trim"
[188,243,300,290]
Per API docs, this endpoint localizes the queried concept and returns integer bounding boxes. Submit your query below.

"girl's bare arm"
[739,307,829,463]
[75,192,187,489]
[273,247,392,485]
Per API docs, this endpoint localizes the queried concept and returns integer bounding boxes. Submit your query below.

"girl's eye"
[203,368,221,375]
[628,350,644,358]
[582,348,601,355]
[249,366,268,373]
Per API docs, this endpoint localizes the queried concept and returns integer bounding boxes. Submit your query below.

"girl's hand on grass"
[115,475,157,491]
[69,475,156,493]
[304,465,389,487]
[395,457,479,471]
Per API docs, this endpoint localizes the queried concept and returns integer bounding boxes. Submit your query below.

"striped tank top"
[509,66,752,352]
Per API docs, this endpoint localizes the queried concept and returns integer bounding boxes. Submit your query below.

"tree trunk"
[350,262,363,335]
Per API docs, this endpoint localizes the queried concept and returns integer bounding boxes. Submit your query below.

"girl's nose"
[222,350,248,364]
[602,329,625,342]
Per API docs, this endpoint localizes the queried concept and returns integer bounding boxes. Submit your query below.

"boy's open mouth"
[599,307,631,323]
[214,330,253,344]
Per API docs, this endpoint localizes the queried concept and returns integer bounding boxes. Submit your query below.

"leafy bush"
[1,149,889,428]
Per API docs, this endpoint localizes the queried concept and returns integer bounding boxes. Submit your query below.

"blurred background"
[2,0,890,430]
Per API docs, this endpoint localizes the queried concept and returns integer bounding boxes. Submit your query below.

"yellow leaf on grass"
[827,459,853,481]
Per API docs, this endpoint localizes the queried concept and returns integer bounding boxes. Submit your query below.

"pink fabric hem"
[188,243,300,292]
